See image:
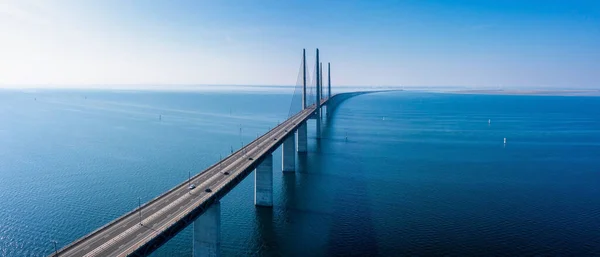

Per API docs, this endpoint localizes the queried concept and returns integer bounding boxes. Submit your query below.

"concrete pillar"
[320,62,323,102]
[328,62,331,99]
[302,49,307,109]
[193,201,220,257]
[254,154,273,207]
[315,49,321,139]
[297,122,307,153]
[282,134,296,172]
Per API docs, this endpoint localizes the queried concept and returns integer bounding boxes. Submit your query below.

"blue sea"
[0,88,599,256]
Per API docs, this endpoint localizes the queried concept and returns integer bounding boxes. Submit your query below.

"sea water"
[0,89,599,256]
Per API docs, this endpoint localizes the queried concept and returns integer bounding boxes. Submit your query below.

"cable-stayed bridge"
[53,49,370,257]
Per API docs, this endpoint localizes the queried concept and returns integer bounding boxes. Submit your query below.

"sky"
[0,0,599,88]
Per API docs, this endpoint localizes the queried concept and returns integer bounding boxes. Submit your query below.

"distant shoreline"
[447,89,600,96]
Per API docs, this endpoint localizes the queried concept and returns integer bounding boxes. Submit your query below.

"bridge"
[53,49,367,257]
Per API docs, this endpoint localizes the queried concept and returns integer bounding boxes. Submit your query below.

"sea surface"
[0,88,599,256]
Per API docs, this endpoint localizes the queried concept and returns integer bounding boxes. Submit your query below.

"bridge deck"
[55,99,329,256]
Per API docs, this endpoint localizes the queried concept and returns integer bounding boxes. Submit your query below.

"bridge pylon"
[302,48,307,110]
[328,62,331,99]
[315,48,321,139]
[298,49,308,153]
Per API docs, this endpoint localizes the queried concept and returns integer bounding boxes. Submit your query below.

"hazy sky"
[1,0,598,88]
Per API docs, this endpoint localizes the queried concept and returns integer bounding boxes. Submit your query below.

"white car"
[188,184,196,190]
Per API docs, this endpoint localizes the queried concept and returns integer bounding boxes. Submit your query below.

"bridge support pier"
[316,109,321,139]
[193,201,221,257]
[254,153,273,207]
[297,122,307,153]
[282,134,296,172]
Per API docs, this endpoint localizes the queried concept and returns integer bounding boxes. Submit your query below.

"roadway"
[55,99,327,256]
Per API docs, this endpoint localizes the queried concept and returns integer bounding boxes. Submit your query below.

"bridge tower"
[328,62,331,99]
[297,49,308,153]
[321,62,327,118]
[302,49,307,109]
[315,48,322,139]
[320,62,323,103]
